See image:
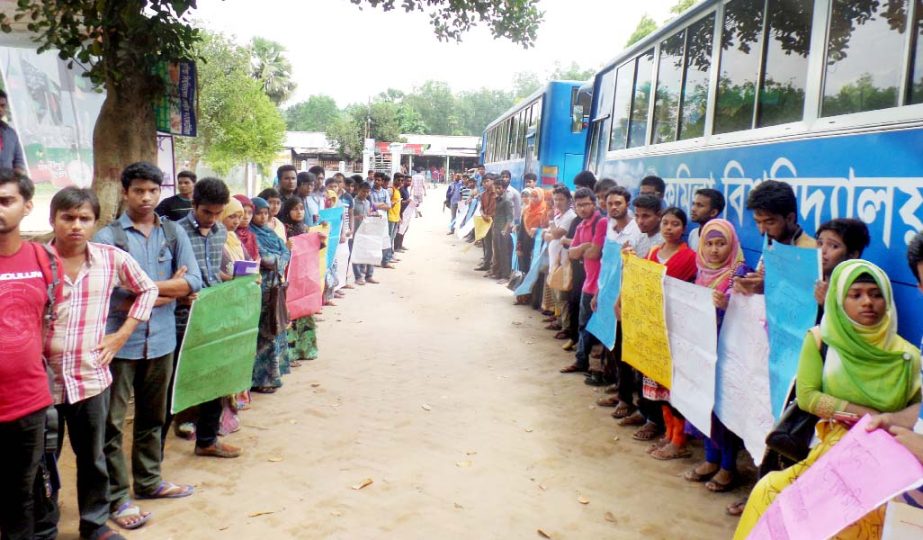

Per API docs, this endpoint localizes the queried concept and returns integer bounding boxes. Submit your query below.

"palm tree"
[250,37,296,106]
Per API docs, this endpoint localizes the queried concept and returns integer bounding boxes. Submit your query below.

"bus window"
[714,0,764,134]
[911,0,923,104]
[571,86,592,134]
[590,69,614,160]
[758,0,813,127]
[653,31,686,144]
[610,62,634,150]
[628,49,655,148]
[679,14,715,140]
[822,0,907,116]
[533,99,543,157]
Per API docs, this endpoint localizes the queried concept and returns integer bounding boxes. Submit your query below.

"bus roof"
[598,0,712,74]
[483,79,586,132]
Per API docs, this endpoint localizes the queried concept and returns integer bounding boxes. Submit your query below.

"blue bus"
[585,0,923,341]
[482,80,590,190]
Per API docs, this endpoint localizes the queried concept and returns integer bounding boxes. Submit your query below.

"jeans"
[105,354,171,509]
[574,292,599,370]
[0,407,46,540]
[382,221,398,264]
[353,264,374,279]
[57,390,110,536]
[450,203,458,230]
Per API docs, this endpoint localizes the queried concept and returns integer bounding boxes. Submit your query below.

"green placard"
[171,277,261,413]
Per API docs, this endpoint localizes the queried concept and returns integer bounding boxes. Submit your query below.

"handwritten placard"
[621,255,672,388]
[714,293,775,460]
[586,240,624,350]
[764,241,821,418]
[663,277,718,433]
[749,416,923,540]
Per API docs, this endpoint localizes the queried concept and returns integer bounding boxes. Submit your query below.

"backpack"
[30,242,59,338]
[107,216,181,272]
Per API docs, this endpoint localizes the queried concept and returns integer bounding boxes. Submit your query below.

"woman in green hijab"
[735,259,921,539]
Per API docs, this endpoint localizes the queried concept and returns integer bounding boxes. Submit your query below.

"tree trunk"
[91,74,158,224]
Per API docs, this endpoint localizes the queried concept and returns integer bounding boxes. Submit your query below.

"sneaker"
[194,441,242,458]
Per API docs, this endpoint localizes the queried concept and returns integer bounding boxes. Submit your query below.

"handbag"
[764,340,828,462]
[506,270,525,291]
[267,261,290,335]
[548,262,572,291]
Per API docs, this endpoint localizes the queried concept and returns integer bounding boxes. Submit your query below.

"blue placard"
[586,240,624,350]
[514,229,545,296]
[763,241,820,418]
[318,207,343,270]
[511,233,519,273]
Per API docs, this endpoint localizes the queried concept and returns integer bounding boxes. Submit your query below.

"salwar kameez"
[288,316,318,361]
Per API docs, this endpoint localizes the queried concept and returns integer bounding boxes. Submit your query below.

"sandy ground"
[56,187,741,539]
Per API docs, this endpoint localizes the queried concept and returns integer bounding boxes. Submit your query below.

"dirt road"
[57,187,739,539]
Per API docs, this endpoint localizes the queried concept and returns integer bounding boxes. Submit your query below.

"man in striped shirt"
[46,187,158,535]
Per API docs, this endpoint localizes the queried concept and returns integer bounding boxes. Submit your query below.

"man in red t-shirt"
[560,187,606,374]
[0,170,61,540]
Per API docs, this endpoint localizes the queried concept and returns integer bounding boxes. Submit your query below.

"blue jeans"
[353,264,374,279]
[574,292,599,370]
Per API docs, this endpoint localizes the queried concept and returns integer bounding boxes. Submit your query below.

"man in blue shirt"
[93,162,203,513]
[447,174,463,234]
[0,90,26,174]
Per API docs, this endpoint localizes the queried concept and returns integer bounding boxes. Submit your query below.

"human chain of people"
[445,167,923,539]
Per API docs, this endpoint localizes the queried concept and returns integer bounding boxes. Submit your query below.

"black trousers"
[0,407,46,540]
[482,227,494,266]
[57,391,111,536]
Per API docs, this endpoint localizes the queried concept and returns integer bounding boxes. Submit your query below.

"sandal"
[559,364,587,374]
[611,402,635,419]
[596,396,620,407]
[618,411,645,427]
[135,481,194,499]
[706,474,737,493]
[110,502,151,530]
[684,462,719,483]
[726,499,747,516]
[554,331,569,340]
[632,421,663,441]
[88,525,127,540]
[651,444,692,461]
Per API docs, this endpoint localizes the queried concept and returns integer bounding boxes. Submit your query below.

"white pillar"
[390,142,403,176]
[408,154,413,174]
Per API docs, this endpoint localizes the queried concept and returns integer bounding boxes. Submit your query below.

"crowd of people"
[0,162,423,540]
[448,166,923,538]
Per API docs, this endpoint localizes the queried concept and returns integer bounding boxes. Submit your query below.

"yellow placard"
[473,216,492,241]
[308,223,330,284]
[620,255,672,389]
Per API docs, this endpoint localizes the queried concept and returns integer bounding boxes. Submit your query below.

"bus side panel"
[539,83,587,190]
[485,159,526,191]
[562,154,584,191]
[596,128,923,340]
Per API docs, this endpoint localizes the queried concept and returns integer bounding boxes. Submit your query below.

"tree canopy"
[350,0,543,48]
[250,37,297,106]
[176,32,286,175]
[285,95,341,131]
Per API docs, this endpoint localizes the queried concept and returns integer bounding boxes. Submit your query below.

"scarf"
[250,219,290,268]
[233,194,259,260]
[523,187,548,232]
[648,242,697,282]
[694,219,744,293]
[819,259,921,412]
[220,198,246,262]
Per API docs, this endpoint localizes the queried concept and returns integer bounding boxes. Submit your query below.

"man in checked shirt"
[45,187,159,536]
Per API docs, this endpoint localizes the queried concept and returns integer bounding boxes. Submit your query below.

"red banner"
[285,233,323,319]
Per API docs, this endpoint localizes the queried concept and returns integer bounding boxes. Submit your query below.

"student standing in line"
[544,185,576,339]
[559,188,606,374]
[93,162,202,512]
[475,175,497,274]
[46,187,158,535]
[154,171,197,222]
[276,165,298,204]
[279,197,319,366]
[812,218,870,315]
[297,172,319,227]
[257,188,287,243]
[687,188,724,251]
[351,181,378,285]
[173,178,242,459]
[491,179,515,282]
[0,170,63,540]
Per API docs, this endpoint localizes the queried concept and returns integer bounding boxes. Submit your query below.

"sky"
[194,0,680,108]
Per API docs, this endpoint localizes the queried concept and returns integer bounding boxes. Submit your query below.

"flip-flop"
[110,502,151,530]
[136,481,194,500]
[651,445,692,461]
[726,499,747,516]
[611,403,635,419]
[88,525,127,540]
[632,421,663,441]
[705,475,737,493]
[683,464,719,483]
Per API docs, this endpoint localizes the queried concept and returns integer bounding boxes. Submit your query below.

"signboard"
[154,60,197,137]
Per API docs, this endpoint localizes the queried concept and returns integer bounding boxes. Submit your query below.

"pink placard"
[750,415,923,540]
[285,233,322,319]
